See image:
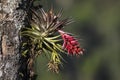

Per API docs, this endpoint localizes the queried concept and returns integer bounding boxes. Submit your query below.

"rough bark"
[0,0,25,80]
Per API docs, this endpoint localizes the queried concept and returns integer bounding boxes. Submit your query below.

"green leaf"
[45,38,62,42]
[22,43,27,47]
[43,40,53,51]
[46,35,61,40]
[31,24,41,31]
[22,50,28,57]
[53,43,63,52]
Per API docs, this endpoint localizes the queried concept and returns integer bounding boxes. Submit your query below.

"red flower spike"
[58,30,84,55]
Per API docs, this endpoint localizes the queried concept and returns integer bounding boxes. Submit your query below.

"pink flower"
[58,30,84,55]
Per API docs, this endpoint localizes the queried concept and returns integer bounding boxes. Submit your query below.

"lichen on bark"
[0,0,26,80]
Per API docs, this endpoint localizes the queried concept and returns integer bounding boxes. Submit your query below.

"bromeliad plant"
[21,7,84,73]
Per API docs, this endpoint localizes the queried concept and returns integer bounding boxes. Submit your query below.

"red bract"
[58,30,84,55]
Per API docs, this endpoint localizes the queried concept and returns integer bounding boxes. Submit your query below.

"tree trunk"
[0,0,26,80]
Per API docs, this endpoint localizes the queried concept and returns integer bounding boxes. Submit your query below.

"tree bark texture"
[0,0,25,80]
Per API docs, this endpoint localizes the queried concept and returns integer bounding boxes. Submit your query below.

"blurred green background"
[34,0,120,80]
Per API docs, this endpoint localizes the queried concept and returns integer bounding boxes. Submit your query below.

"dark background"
[34,0,120,80]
